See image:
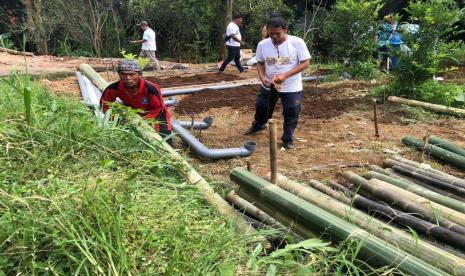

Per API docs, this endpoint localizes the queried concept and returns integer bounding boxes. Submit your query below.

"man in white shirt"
[244,16,311,150]
[219,14,245,73]
[131,21,161,71]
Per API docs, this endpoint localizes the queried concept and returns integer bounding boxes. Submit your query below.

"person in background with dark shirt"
[100,59,172,145]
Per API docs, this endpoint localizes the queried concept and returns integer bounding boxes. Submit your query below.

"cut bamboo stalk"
[344,171,465,233]
[429,135,465,158]
[236,189,318,238]
[366,171,465,213]
[231,169,455,275]
[307,180,351,204]
[388,96,465,116]
[385,158,465,190]
[309,178,465,251]
[392,155,458,178]
[402,136,465,170]
[226,190,285,229]
[79,63,110,92]
[385,168,465,202]
[328,180,355,196]
[269,119,278,184]
[392,165,465,197]
[78,63,258,237]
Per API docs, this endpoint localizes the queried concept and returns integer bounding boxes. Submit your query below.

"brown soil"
[171,79,465,184]
[145,72,244,87]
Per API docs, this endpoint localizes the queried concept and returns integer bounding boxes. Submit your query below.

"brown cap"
[137,21,148,26]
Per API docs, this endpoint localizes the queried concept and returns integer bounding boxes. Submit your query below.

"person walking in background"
[244,16,311,150]
[219,14,246,73]
[131,21,161,71]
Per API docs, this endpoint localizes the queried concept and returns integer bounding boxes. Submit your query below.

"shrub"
[321,0,382,79]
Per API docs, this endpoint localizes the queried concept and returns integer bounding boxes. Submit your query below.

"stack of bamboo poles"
[229,155,465,274]
[403,135,465,170]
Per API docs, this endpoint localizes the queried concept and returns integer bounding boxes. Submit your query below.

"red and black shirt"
[100,79,171,134]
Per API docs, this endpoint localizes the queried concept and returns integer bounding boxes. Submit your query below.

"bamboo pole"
[226,190,285,229]
[392,155,465,188]
[392,165,465,197]
[344,171,465,233]
[385,158,465,191]
[328,180,355,196]
[79,63,110,92]
[402,136,465,170]
[269,119,278,184]
[373,99,380,137]
[388,96,465,116]
[366,171,465,213]
[308,178,465,251]
[429,135,465,158]
[77,63,258,237]
[385,158,465,188]
[231,169,452,275]
[385,168,465,202]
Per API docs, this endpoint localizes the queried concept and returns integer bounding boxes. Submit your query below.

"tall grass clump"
[0,74,254,274]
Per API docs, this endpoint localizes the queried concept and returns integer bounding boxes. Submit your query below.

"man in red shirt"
[100,59,172,145]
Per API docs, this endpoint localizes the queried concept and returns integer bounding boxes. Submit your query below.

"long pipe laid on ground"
[162,76,321,97]
[76,71,92,106]
[174,117,213,129]
[172,123,256,159]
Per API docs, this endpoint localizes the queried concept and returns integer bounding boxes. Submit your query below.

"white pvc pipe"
[162,75,323,97]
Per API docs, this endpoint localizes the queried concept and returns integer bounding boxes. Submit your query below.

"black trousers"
[219,46,244,72]
[251,86,302,143]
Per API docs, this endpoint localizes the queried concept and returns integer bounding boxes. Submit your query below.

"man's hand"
[130,40,138,44]
[272,74,287,84]
[261,78,270,87]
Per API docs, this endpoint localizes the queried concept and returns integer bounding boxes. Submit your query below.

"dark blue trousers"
[219,46,244,72]
[251,86,302,143]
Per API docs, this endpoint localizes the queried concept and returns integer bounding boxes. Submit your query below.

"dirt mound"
[174,81,372,119]
[173,85,259,114]
[146,72,242,87]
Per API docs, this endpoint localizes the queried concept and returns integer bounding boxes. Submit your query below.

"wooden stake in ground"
[246,160,251,172]
[315,64,320,89]
[373,99,380,137]
[421,130,430,162]
[269,119,278,184]
[190,114,195,131]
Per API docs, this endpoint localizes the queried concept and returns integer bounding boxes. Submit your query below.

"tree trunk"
[217,0,232,60]
[21,0,48,54]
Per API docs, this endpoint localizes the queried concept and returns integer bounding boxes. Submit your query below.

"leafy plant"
[321,0,382,79]
[336,61,379,80]
[0,33,15,49]
[120,49,150,69]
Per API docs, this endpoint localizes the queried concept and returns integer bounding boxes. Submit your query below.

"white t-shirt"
[142,27,157,51]
[225,22,241,47]
[256,36,311,93]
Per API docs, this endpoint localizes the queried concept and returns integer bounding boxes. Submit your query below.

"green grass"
[0,74,252,274]
[0,74,401,275]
